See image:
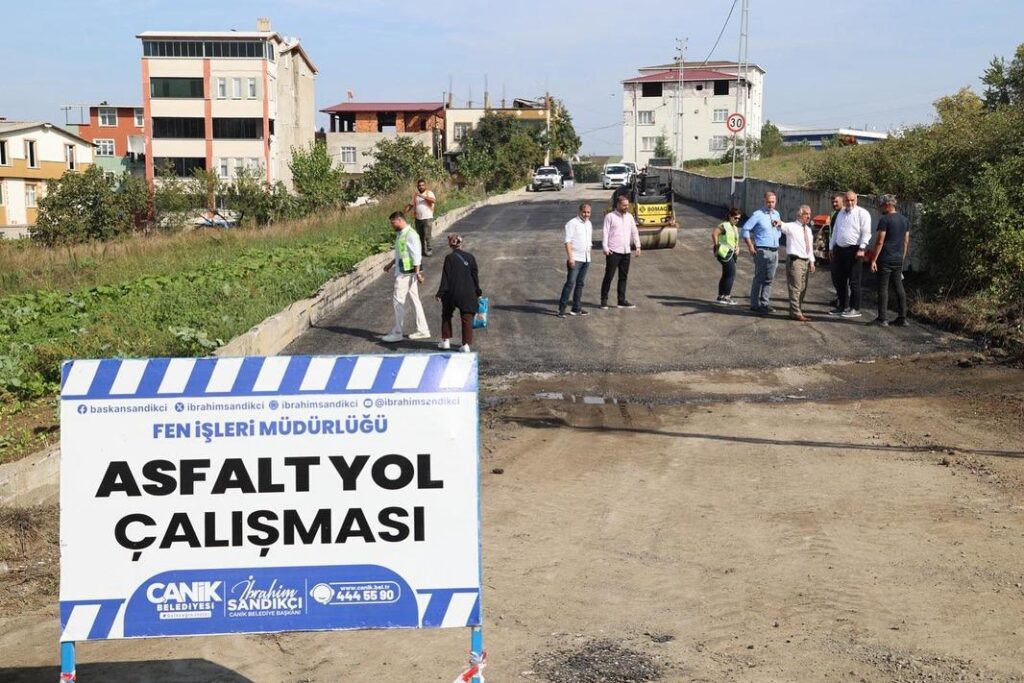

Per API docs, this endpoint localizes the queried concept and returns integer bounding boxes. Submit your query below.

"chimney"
[257,17,272,32]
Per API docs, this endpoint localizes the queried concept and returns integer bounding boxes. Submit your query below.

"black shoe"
[762,305,775,313]
[867,317,889,327]
[570,309,589,316]
[618,301,636,309]
[893,318,909,327]
[599,301,610,310]
[557,310,567,318]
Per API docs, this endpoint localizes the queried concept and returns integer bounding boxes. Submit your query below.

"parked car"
[529,166,564,192]
[601,164,631,189]
[550,157,575,183]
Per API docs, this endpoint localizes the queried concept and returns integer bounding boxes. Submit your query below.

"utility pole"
[675,37,687,169]
[730,0,750,200]
[544,90,551,165]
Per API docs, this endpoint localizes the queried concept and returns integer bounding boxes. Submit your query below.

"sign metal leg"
[470,626,484,683]
[60,641,76,682]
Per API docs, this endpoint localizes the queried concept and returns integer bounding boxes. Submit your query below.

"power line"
[701,0,740,65]
[578,121,623,135]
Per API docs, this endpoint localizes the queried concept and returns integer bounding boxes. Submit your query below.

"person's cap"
[878,193,897,206]
[448,233,463,247]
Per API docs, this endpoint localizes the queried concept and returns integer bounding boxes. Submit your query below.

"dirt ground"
[2,353,1024,682]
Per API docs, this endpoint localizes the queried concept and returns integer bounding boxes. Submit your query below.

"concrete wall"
[663,168,924,271]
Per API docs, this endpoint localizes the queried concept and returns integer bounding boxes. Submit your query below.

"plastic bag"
[473,297,489,329]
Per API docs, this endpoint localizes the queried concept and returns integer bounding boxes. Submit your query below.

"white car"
[529,166,564,192]
[602,164,631,189]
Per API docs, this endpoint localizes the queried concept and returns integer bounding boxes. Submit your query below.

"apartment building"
[67,104,145,177]
[322,102,444,174]
[622,60,765,167]
[137,18,317,190]
[444,97,548,154]
[0,120,94,234]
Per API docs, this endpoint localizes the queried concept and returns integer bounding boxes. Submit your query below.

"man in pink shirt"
[600,194,642,309]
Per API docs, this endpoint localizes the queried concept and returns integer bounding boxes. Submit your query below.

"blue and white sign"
[58,353,481,642]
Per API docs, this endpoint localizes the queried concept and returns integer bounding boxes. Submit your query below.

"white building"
[322,102,444,175]
[777,126,888,148]
[137,18,317,191]
[622,60,765,167]
[0,120,95,236]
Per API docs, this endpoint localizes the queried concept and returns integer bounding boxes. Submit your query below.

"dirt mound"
[533,639,664,683]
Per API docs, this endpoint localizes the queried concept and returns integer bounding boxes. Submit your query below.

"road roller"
[606,171,678,249]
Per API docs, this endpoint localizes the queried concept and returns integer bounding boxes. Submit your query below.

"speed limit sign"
[726,113,746,133]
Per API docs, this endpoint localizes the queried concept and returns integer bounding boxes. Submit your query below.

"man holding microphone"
[741,191,783,313]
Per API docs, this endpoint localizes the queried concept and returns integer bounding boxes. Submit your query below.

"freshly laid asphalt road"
[285,184,965,374]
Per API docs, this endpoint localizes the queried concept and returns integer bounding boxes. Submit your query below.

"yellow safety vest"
[395,227,414,272]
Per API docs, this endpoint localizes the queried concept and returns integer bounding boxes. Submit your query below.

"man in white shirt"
[404,178,436,257]
[381,211,430,343]
[558,203,594,317]
[779,205,816,321]
[828,190,872,318]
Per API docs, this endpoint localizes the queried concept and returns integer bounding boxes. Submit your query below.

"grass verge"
[686,148,817,185]
[0,187,483,464]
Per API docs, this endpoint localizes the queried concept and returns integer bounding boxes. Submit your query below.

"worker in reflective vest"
[381,211,431,343]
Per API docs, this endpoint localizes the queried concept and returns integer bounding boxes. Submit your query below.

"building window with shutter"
[709,135,729,152]
[340,147,357,164]
[99,108,117,126]
[638,111,655,125]
[713,109,728,123]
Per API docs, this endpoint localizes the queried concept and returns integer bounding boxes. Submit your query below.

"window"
[143,40,268,59]
[218,158,229,178]
[248,77,257,99]
[25,140,38,168]
[641,82,663,98]
[232,78,242,99]
[215,78,226,99]
[0,180,4,206]
[65,145,76,171]
[709,135,729,151]
[26,184,38,208]
[99,107,117,126]
[641,137,658,152]
[637,110,655,125]
[714,80,730,96]
[152,117,205,138]
[95,139,116,156]
[453,122,471,141]
[134,108,144,127]
[0,140,7,165]
[150,77,204,98]
[234,158,244,176]
[713,109,729,123]
[154,157,206,176]
[340,147,357,164]
[212,118,262,139]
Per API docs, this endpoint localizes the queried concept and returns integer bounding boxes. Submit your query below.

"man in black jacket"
[435,233,482,352]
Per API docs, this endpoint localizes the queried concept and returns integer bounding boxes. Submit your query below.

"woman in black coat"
[435,233,482,352]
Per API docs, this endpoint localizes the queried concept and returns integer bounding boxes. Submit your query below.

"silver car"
[602,164,631,189]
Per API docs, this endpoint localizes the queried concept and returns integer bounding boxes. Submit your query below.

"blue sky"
[5,0,1023,154]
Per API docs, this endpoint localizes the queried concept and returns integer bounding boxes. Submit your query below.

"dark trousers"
[441,305,474,345]
[415,218,433,254]
[718,257,737,297]
[600,252,631,304]
[831,245,863,310]
[559,260,590,312]
[876,262,907,320]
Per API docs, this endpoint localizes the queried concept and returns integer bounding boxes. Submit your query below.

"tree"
[31,166,135,245]
[459,112,545,192]
[224,166,271,227]
[544,98,582,159]
[653,133,675,165]
[361,136,444,198]
[981,45,1024,110]
[760,120,784,158]
[289,141,347,211]
[153,161,198,232]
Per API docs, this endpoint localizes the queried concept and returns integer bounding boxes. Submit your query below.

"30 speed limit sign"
[726,113,746,133]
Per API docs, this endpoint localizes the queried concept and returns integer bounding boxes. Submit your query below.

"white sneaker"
[408,330,431,340]
[841,309,862,318]
[460,344,471,353]
[380,332,403,343]
[438,339,451,350]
